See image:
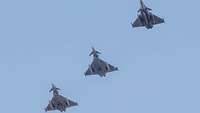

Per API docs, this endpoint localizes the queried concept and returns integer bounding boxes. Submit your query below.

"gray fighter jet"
[45,84,78,112]
[131,0,164,29]
[85,47,118,77]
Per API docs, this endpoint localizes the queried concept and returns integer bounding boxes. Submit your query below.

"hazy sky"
[0,0,200,113]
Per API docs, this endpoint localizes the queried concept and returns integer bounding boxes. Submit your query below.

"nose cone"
[92,47,95,52]
[52,83,56,89]
[140,0,143,5]
[49,83,60,92]
[140,0,145,9]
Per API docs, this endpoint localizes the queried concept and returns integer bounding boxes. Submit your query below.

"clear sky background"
[0,0,200,113]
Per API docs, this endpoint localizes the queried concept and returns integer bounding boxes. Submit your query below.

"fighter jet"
[85,47,118,77]
[45,84,78,112]
[131,0,164,29]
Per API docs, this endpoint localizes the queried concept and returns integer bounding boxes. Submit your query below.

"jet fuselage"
[138,0,154,29]
[92,57,107,77]
[140,10,153,29]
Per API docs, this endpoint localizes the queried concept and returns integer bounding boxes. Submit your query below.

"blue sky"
[0,0,200,113]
